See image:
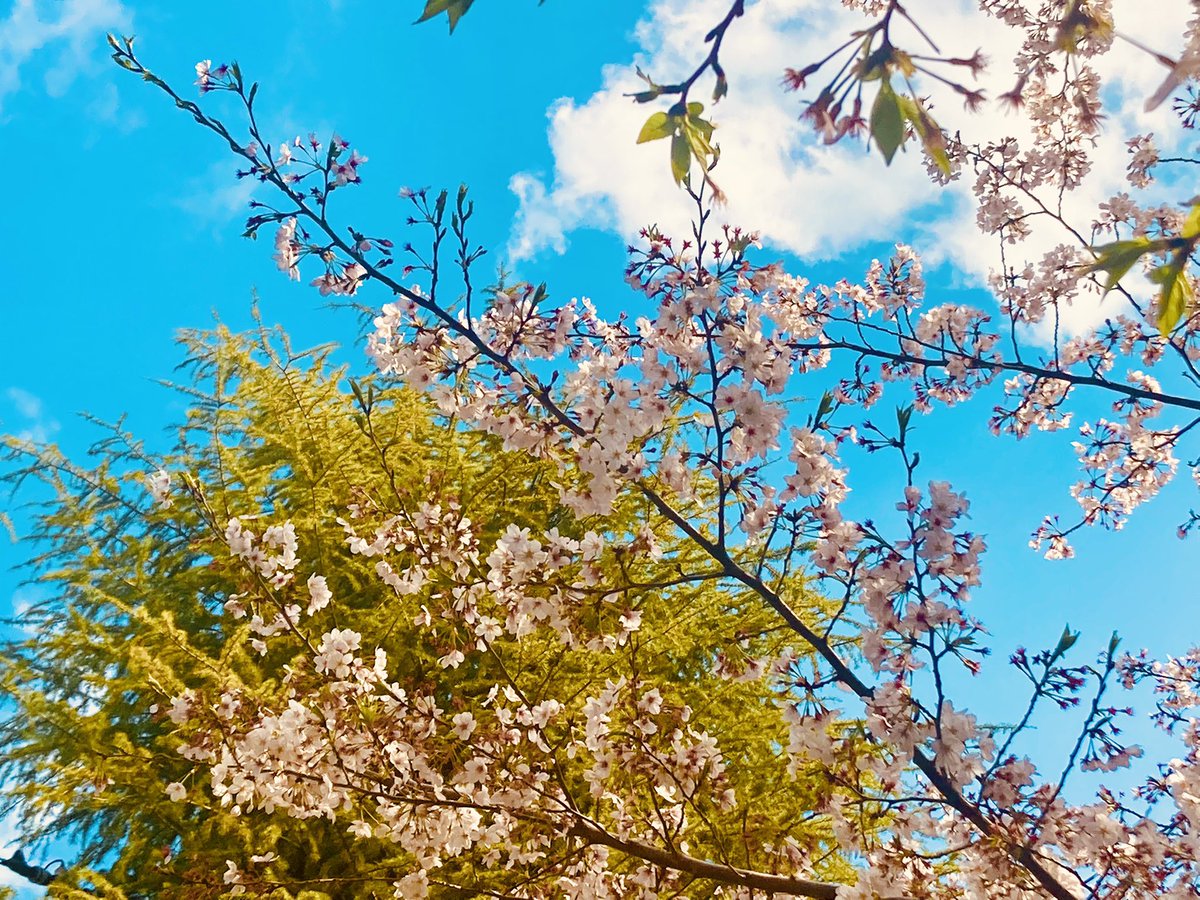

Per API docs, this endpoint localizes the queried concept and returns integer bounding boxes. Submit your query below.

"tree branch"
[1,849,58,886]
[569,818,844,899]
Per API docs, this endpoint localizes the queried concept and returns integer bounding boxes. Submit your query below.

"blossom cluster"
[160,494,830,897]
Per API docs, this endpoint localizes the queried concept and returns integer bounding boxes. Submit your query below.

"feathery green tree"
[0,321,856,898]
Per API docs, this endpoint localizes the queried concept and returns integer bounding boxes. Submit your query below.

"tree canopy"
[1,321,844,898]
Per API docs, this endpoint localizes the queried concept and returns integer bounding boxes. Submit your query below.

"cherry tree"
[98,1,1200,896]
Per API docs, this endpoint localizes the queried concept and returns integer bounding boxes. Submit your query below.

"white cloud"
[3,388,59,445]
[509,0,934,263]
[86,80,143,134]
[6,587,46,637]
[174,160,260,235]
[5,388,41,421]
[0,0,131,115]
[508,0,1192,332]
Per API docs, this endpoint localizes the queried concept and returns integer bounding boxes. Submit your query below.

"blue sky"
[1,0,1198,889]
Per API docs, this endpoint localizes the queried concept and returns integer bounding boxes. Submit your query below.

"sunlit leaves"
[637,101,718,187]
[905,103,951,174]
[1087,238,1155,295]
[670,131,692,185]
[860,79,951,174]
[637,111,674,143]
[1152,259,1194,335]
[1087,204,1200,335]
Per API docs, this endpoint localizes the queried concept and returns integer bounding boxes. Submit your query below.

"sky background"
[1,0,1199,892]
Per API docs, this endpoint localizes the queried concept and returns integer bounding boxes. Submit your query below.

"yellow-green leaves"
[1087,203,1200,335]
[1088,237,1155,295]
[1183,202,1200,240]
[901,95,951,176]
[416,0,477,32]
[637,111,674,143]
[671,130,693,185]
[864,80,951,175]
[870,80,904,164]
[1152,258,1194,335]
[637,101,718,187]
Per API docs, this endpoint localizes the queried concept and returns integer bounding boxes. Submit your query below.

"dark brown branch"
[569,819,843,899]
[1,849,58,886]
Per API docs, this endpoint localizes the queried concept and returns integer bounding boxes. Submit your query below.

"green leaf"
[926,144,952,176]
[637,111,674,144]
[1086,237,1154,294]
[1154,262,1193,335]
[858,45,893,82]
[713,72,728,102]
[686,111,715,144]
[416,0,477,32]
[683,122,714,160]
[810,391,835,429]
[670,132,691,186]
[1053,625,1079,659]
[870,80,905,165]
[897,94,921,129]
[1183,203,1200,239]
[899,96,952,176]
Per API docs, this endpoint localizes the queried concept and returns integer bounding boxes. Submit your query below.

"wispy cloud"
[3,387,60,444]
[173,160,260,236]
[508,0,1190,332]
[0,0,131,116]
[86,80,143,134]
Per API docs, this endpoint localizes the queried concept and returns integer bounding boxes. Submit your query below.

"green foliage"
[636,101,718,188]
[869,79,904,165]
[0,323,857,897]
[415,0,545,33]
[2,323,460,897]
[415,0,477,32]
[1088,237,1155,295]
[1152,259,1194,335]
[1087,203,1200,334]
